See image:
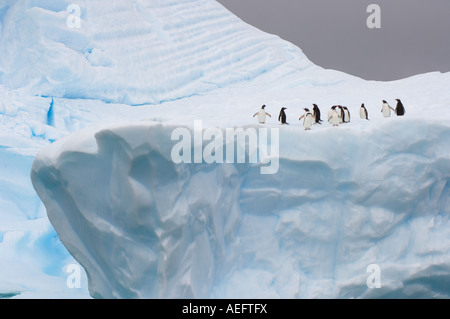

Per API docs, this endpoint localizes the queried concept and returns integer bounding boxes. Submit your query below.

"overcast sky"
[216,0,450,81]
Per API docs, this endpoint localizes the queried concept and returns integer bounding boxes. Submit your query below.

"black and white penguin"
[395,99,405,116]
[328,106,340,126]
[299,108,314,130]
[253,105,271,124]
[278,107,288,124]
[381,100,395,118]
[343,106,350,123]
[360,103,369,120]
[337,105,344,123]
[312,104,322,124]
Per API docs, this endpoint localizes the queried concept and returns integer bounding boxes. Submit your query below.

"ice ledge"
[31,121,450,298]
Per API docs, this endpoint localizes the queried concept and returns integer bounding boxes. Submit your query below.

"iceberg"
[0,0,449,298]
[30,118,450,298]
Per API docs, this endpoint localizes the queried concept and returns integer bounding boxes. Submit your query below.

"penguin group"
[381,99,406,117]
[253,98,406,129]
[327,105,351,126]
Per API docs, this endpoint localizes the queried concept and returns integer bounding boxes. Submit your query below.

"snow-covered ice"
[1,0,450,298]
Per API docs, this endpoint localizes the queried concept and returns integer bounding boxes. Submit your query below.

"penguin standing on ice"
[360,103,369,120]
[312,104,322,124]
[328,106,340,126]
[343,106,350,123]
[278,107,288,124]
[299,108,314,130]
[253,105,271,124]
[337,105,344,123]
[395,99,406,116]
[381,100,395,117]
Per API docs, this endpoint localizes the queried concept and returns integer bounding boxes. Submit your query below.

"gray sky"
[216,0,450,81]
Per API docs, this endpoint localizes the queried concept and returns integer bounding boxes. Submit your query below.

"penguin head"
[304,108,310,112]
[261,105,266,109]
[382,100,387,103]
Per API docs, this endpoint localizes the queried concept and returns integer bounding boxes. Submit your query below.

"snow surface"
[1,0,450,298]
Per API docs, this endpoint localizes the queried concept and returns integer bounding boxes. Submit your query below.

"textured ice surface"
[0,0,317,105]
[31,119,450,298]
[1,0,450,298]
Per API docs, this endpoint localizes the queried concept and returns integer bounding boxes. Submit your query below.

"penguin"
[360,103,369,120]
[343,106,350,123]
[312,104,322,124]
[337,105,344,123]
[381,100,395,118]
[253,105,271,124]
[395,99,405,116]
[278,107,288,124]
[299,108,314,130]
[328,106,340,126]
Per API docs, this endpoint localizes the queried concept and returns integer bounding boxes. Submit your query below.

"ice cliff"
[31,119,450,298]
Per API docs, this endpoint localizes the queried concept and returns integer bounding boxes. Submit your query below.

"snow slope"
[0,0,450,298]
[0,0,317,105]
